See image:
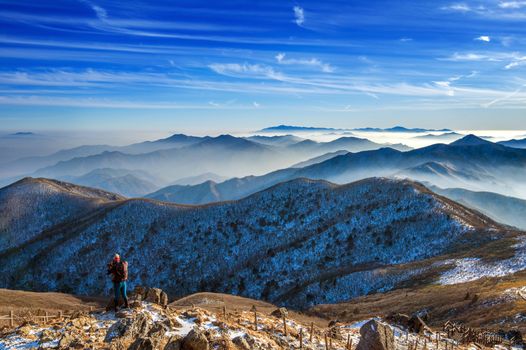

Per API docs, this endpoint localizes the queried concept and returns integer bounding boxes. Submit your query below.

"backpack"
[114,261,128,281]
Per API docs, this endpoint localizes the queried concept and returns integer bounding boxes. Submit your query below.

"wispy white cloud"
[441,1,526,19]
[0,95,249,109]
[293,6,305,27]
[275,53,334,72]
[432,71,477,96]
[482,85,525,107]
[475,35,491,42]
[443,52,520,62]
[498,1,526,9]
[208,63,285,80]
[442,3,472,12]
[505,56,526,69]
[253,101,260,108]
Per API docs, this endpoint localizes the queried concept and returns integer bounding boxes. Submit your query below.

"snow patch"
[439,238,526,285]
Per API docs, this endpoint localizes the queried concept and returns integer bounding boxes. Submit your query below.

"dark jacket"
[107,260,128,283]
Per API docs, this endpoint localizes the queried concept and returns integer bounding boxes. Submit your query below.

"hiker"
[107,253,129,311]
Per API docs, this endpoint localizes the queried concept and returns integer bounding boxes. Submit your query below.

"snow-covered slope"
[0,177,520,309]
[0,178,124,253]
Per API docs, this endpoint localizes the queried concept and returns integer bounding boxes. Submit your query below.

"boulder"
[39,329,55,343]
[356,319,395,350]
[147,322,169,340]
[145,288,169,307]
[182,329,209,350]
[58,331,84,349]
[105,313,152,343]
[270,307,288,318]
[133,286,147,301]
[232,336,251,350]
[128,337,155,350]
[164,336,183,350]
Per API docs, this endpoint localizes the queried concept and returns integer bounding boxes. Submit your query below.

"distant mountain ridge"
[498,138,526,149]
[147,135,526,205]
[27,134,411,185]
[258,125,347,132]
[60,168,159,197]
[353,126,452,133]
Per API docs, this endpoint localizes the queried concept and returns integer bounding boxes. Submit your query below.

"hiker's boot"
[124,298,129,309]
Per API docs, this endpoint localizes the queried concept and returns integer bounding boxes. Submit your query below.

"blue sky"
[1,0,526,132]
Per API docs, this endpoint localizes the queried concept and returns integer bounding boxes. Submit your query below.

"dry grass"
[309,271,526,333]
[170,292,330,327]
[0,288,105,315]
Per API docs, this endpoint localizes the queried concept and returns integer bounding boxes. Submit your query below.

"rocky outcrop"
[181,329,209,350]
[232,335,251,350]
[145,288,169,307]
[2,292,507,350]
[356,319,395,350]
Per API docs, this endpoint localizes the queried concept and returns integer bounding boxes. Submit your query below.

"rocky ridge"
[1,287,517,350]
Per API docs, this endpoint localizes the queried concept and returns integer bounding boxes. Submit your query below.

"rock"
[58,331,78,349]
[130,300,142,309]
[105,313,152,343]
[145,288,169,307]
[356,319,395,350]
[182,329,209,350]
[133,286,147,301]
[385,312,411,328]
[106,298,127,311]
[163,316,182,329]
[147,322,169,340]
[164,336,183,350]
[128,337,155,350]
[116,310,132,319]
[243,334,256,348]
[69,310,89,319]
[39,329,55,343]
[270,307,288,318]
[408,315,431,334]
[232,335,251,350]
[17,324,38,339]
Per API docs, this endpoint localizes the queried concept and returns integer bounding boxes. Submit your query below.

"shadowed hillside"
[0,176,522,310]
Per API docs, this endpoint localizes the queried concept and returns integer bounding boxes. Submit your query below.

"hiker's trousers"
[114,281,127,304]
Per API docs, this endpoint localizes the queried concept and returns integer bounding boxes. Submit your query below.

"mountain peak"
[450,134,493,146]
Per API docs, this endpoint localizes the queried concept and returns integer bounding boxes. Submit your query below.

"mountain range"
[0,176,521,309]
[498,138,526,149]
[147,135,526,205]
[353,126,452,133]
[1,134,412,193]
[0,133,203,179]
